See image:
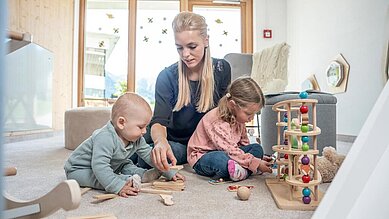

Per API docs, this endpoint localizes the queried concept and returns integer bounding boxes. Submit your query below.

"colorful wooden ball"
[283,126,288,130]
[301,165,310,175]
[302,136,309,143]
[302,196,311,204]
[302,143,309,151]
[299,91,308,99]
[302,174,311,183]
[300,105,309,114]
[301,125,309,133]
[301,155,310,165]
[284,154,288,159]
[283,140,288,145]
[283,117,288,122]
[302,188,311,197]
[284,112,288,118]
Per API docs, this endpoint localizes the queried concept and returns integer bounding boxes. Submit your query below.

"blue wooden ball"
[302,188,311,197]
[302,136,309,143]
[299,91,308,99]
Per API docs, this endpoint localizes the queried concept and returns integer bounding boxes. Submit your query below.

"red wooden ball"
[300,105,308,114]
[302,175,310,183]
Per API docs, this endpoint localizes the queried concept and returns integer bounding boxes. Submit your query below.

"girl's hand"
[263,155,273,162]
[257,160,272,174]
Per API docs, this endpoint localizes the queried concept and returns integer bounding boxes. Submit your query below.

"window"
[78,0,253,107]
[135,1,180,107]
[80,0,129,107]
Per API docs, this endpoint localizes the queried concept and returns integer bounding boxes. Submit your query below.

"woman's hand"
[151,140,177,172]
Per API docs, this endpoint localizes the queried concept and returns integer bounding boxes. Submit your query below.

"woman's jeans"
[192,143,264,179]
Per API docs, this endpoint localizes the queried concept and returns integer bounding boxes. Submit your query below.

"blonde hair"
[172,11,214,113]
[111,92,151,125]
[218,77,265,124]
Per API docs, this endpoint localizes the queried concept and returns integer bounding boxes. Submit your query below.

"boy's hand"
[171,172,185,181]
[119,180,140,198]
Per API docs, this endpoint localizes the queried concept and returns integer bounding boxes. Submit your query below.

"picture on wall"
[326,53,350,94]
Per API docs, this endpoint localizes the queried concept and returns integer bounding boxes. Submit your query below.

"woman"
[143,11,231,171]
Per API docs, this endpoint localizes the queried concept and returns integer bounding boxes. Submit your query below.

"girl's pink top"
[187,107,261,172]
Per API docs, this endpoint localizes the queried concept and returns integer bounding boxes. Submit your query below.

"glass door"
[192,6,242,58]
[82,0,129,107]
[135,1,180,107]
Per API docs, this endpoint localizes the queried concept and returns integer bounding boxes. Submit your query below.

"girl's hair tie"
[226,93,231,98]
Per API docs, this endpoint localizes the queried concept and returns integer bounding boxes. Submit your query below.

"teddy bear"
[317,146,346,183]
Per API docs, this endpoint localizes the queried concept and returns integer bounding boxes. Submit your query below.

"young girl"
[187,77,272,181]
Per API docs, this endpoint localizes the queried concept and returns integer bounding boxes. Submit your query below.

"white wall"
[254,0,389,136]
[313,80,389,219]
[253,0,287,52]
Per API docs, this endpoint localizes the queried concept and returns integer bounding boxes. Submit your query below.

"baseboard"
[3,130,63,144]
[336,134,356,143]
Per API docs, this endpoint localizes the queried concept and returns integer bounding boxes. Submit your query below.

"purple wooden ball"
[302,196,311,204]
[301,155,310,165]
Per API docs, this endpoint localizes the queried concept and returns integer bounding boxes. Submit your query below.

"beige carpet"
[3,134,332,219]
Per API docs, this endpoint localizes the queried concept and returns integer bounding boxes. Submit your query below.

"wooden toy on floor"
[227,185,254,192]
[237,186,251,201]
[3,167,81,218]
[160,194,174,206]
[152,180,185,191]
[169,165,184,171]
[81,187,92,195]
[92,194,118,203]
[265,91,324,210]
